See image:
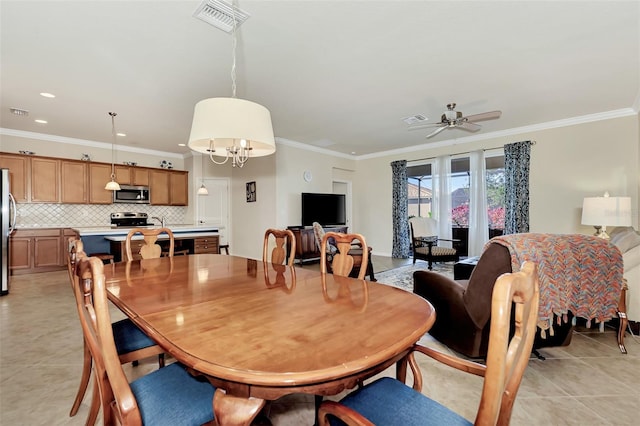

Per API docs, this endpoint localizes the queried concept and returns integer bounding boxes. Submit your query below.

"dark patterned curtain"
[391,160,409,258]
[504,141,532,234]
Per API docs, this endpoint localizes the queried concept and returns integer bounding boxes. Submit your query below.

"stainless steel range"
[110,212,149,227]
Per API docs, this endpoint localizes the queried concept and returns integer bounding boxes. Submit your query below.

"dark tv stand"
[287,225,348,265]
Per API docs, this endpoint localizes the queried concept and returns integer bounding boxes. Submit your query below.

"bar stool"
[219,244,229,255]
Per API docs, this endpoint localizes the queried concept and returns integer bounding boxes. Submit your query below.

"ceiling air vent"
[10,107,29,116]
[193,0,250,33]
[402,114,427,125]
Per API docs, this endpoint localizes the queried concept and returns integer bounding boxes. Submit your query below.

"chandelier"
[188,0,275,168]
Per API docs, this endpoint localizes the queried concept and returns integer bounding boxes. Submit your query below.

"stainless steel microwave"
[113,185,150,204]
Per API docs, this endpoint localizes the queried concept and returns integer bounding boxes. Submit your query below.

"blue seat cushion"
[112,318,156,355]
[130,362,215,425]
[328,377,472,426]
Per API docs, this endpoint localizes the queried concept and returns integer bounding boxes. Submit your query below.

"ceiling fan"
[407,103,502,138]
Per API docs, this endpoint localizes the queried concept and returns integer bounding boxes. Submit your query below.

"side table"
[453,256,480,280]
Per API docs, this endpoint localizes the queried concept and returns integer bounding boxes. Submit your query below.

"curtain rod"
[406,140,536,164]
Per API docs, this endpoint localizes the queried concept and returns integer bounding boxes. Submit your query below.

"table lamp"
[581,192,632,239]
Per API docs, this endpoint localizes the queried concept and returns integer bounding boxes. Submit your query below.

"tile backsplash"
[14,203,188,228]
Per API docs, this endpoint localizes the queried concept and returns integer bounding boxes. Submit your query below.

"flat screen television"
[301,192,346,226]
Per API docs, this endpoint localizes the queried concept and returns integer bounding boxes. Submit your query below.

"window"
[407,163,432,218]
[449,155,506,231]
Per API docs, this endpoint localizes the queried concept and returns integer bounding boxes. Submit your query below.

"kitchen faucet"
[151,216,166,227]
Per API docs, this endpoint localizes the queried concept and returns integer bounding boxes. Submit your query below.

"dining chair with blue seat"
[66,237,165,425]
[74,255,217,425]
[318,261,540,426]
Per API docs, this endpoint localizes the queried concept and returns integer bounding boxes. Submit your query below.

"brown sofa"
[413,242,573,358]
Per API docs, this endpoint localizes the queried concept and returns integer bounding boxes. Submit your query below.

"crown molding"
[0,128,184,159]
[275,137,356,160]
[356,107,638,161]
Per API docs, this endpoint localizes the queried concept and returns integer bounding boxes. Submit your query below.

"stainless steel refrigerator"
[1,168,17,295]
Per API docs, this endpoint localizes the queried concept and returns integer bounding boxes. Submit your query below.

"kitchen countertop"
[104,231,219,242]
[73,224,219,236]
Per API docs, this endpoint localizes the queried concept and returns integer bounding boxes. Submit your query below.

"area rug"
[375,262,454,292]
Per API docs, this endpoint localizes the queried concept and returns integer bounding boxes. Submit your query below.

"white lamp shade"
[188,97,275,158]
[581,196,632,226]
[105,180,121,191]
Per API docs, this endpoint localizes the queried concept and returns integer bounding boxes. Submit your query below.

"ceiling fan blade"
[458,121,481,132]
[408,122,445,130]
[426,126,448,138]
[461,110,502,122]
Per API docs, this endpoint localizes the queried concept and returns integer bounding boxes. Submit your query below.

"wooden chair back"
[263,228,296,266]
[125,227,174,261]
[318,261,539,426]
[74,256,143,425]
[320,232,369,280]
[66,236,84,285]
[476,261,540,425]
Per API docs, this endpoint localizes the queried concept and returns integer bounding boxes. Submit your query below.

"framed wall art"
[246,181,256,202]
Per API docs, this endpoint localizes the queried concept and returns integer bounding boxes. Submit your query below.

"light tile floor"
[1,262,638,425]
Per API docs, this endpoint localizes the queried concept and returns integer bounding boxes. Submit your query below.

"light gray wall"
[354,114,639,256]
[2,112,639,259]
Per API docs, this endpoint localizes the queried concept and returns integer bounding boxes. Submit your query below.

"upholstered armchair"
[413,241,573,358]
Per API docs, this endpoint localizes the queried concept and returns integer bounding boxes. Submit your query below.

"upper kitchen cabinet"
[149,169,187,206]
[61,160,88,203]
[132,167,149,186]
[115,165,149,186]
[149,170,170,205]
[88,163,114,204]
[31,157,60,202]
[169,171,188,206]
[0,153,29,202]
[115,165,132,185]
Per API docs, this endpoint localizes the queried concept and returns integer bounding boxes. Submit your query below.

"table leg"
[213,389,265,426]
[617,279,628,354]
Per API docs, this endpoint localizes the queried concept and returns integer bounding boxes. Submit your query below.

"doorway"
[197,178,230,246]
[332,180,352,230]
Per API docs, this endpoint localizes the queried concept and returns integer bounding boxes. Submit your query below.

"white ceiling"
[1,1,639,158]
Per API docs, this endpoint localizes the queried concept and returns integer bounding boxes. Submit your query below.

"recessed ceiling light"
[35,119,47,124]
[178,143,186,147]
[116,132,126,137]
[40,92,56,98]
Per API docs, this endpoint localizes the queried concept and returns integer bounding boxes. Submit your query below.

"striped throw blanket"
[489,233,624,333]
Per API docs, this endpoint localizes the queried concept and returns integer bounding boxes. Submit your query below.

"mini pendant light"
[197,153,209,195]
[105,112,121,191]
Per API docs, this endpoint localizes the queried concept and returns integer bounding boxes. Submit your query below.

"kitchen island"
[73,225,219,261]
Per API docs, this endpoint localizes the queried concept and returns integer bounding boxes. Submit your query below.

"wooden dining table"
[103,254,436,425]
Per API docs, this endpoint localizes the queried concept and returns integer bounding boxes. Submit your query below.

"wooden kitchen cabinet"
[169,171,188,206]
[30,157,60,202]
[194,236,218,254]
[149,170,170,205]
[10,228,65,274]
[9,232,31,270]
[115,165,132,185]
[1,152,188,206]
[88,163,114,204]
[132,168,149,186]
[61,160,88,203]
[0,153,29,202]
